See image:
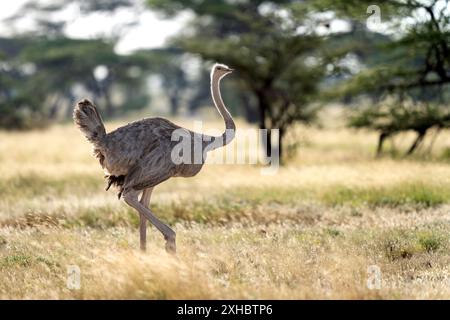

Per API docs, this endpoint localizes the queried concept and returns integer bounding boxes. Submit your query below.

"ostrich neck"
[211,74,235,131]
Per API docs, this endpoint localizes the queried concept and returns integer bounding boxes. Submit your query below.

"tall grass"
[2,118,450,299]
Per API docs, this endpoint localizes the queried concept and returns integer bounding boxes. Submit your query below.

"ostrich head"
[211,63,233,79]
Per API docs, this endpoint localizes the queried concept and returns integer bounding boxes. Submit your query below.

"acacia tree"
[22,38,152,117]
[136,48,190,116]
[0,37,51,129]
[349,95,450,156]
[315,0,450,155]
[0,0,153,129]
[147,0,327,159]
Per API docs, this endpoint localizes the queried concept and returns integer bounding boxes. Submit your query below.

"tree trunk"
[65,91,76,118]
[169,94,179,116]
[255,90,287,162]
[241,94,258,123]
[278,127,284,164]
[406,130,426,156]
[376,132,389,157]
[103,91,113,118]
[426,127,441,155]
[256,91,272,159]
[48,95,61,120]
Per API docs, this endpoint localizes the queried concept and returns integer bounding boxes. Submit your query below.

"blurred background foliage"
[0,0,449,159]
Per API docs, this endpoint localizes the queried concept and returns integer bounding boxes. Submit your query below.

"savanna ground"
[2,109,450,299]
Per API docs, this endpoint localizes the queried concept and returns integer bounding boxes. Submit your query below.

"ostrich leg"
[139,188,153,251]
[124,189,176,254]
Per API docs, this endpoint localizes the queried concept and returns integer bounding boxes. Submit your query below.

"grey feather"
[73,63,235,253]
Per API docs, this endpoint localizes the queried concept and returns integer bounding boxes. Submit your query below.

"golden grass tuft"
[2,118,450,299]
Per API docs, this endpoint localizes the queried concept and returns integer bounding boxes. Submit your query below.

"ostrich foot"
[165,235,176,255]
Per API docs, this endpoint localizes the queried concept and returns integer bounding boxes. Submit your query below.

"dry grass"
[1,115,450,299]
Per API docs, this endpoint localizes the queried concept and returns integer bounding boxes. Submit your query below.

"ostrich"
[73,63,235,254]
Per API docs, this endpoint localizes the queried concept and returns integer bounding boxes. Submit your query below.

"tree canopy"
[147,0,330,159]
[315,0,450,155]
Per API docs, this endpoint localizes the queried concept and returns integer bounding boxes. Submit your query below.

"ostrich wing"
[100,117,181,177]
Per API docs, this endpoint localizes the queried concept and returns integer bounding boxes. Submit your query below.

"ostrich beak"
[226,68,234,73]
